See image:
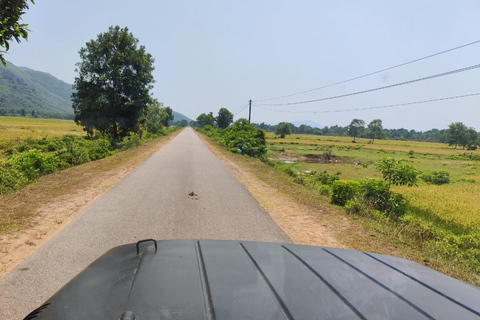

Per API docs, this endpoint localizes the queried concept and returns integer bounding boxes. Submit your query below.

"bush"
[359,178,390,211]
[386,193,408,218]
[278,165,298,177]
[315,184,331,196]
[316,170,341,185]
[331,180,359,206]
[421,170,450,185]
[87,138,113,160]
[0,159,28,194]
[220,119,267,158]
[10,149,58,180]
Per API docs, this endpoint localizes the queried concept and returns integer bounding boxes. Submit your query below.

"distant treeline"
[0,108,74,119]
[254,122,451,143]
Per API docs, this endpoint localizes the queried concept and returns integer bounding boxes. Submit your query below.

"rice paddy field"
[266,132,480,234]
[0,116,82,142]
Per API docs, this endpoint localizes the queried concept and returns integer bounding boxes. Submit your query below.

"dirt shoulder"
[0,130,182,278]
[199,133,354,248]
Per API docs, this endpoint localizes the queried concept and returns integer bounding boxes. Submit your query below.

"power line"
[255,39,480,102]
[234,103,249,116]
[256,64,480,106]
[232,102,249,114]
[254,92,480,114]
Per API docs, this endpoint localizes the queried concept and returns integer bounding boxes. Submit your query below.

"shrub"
[359,178,390,211]
[376,157,419,188]
[10,149,58,180]
[221,119,267,157]
[316,184,331,196]
[421,170,450,185]
[316,170,341,185]
[278,165,298,177]
[386,193,408,218]
[69,142,91,165]
[331,180,359,206]
[0,159,27,194]
[87,138,113,160]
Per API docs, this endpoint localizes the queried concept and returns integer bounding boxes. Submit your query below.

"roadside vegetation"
[1,25,180,195]
[0,122,178,195]
[198,111,480,286]
[267,131,480,285]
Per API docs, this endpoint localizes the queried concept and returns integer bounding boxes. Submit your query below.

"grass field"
[265,132,480,285]
[266,132,480,233]
[0,116,82,142]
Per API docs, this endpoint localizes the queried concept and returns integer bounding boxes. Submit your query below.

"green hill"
[0,62,192,123]
[0,62,74,119]
[172,111,192,124]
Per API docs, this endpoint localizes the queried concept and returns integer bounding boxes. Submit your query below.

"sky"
[6,0,480,131]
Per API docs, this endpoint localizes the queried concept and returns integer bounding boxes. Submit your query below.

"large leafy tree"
[366,119,385,143]
[0,0,34,66]
[347,119,365,142]
[446,122,469,149]
[143,101,173,134]
[465,127,479,150]
[275,122,292,138]
[196,112,215,128]
[72,26,155,138]
[160,106,174,127]
[216,108,233,129]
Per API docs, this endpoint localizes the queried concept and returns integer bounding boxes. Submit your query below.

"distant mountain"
[0,61,74,118]
[292,120,321,128]
[172,111,192,124]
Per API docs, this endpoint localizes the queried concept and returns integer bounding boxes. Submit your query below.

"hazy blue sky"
[7,0,480,130]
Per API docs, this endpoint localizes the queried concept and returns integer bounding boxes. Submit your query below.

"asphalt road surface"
[0,128,290,319]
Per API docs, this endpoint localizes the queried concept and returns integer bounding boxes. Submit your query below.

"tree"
[179,119,188,127]
[366,119,385,143]
[72,26,155,138]
[0,0,34,66]
[465,127,479,150]
[275,122,292,138]
[159,106,174,127]
[446,122,468,149]
[196,112,215,128]
[143,101,163,134]
[376,157,419,190]
[216,108,233,129]
[20,107,26,117]
[347,119,365,142]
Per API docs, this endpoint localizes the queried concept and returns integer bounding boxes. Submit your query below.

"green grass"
[268,132,480,245]
[205,132,480,285]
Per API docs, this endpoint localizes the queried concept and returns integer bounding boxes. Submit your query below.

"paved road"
[0,128,290,319]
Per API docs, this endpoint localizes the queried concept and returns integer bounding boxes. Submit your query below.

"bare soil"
[0,131,181,278]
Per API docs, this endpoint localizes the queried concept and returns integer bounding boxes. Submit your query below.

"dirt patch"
[200,136,346,248]
[271,153,350,164]
[0,130,181,278]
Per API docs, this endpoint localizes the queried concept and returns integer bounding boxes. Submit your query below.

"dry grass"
[0,116,82,142]
[396,183,480,232]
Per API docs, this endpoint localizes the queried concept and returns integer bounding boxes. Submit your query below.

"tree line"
[254,119,480,149]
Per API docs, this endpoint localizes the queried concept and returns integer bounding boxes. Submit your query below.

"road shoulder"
[0,130,182,278]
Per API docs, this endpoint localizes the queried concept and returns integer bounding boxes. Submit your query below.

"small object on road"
[188,191,197,197]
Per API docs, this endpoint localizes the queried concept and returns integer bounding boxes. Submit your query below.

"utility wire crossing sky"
[6,1,480,130]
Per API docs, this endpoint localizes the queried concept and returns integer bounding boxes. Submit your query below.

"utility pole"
[248,99,252,123]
